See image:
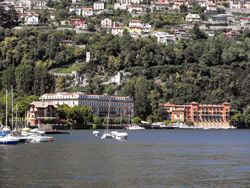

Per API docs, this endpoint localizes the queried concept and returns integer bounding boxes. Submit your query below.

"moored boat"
[93,131,100,136]
[115,132,128,140]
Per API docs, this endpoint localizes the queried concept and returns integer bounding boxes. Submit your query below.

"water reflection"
[0,130,249,188]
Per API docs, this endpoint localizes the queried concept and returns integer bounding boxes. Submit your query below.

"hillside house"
[71,19,85,27]
[128,4,144,13]
[101,18,114,28]
[151,2,170,12]
[27,101,59,126]
[93,2,104,10]
[186,14,202,22]
[114,3,127,10]
[129,20,141,27]
[111,26,124,36]
[82,7,93,16]
[69,6,82,16]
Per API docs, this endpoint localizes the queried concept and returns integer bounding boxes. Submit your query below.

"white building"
[128,4,144,13]
[152,32,176,45]
[118,0,142,5]
[129,20,141,27]
[93,2,105,10]
[25,0,47,10]
[69,6,82,16]
[195,0,206,7]
[101,18,113,28]
[206,3,217,13]
[111,27,124,36]
[40,92,134,119]
[25,14,39,25]
[82,7,93,16]
[151,2,170,12]
[185,14,202,22]
[114,3,127,10]
[15,6,24,13]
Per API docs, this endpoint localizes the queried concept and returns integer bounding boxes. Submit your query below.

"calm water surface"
[0,129,249,188]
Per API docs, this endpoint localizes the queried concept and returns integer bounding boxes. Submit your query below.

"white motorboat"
[0,135,19,144]
[115,132,128,140]
[30,128,45,135]
[29,135,53,143]
[111,131,118,138]
[2,127,11,133]
[101,132,113,139]
[93,131,100,136]
[125,125,145,130]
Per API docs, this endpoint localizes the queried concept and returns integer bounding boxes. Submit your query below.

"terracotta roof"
[130,20,141,22]
[207,3,216,6]
[82,7,93,10]
[30,101,58,108]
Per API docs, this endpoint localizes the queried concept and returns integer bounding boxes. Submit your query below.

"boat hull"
[0,140,18,144]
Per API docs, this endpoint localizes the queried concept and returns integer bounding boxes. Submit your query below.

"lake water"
[0,129,250,188]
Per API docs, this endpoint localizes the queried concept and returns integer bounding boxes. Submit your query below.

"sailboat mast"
[11,86,13,132]
[107,98,111,133]
[5,90,7,128]
[16,104,17,128]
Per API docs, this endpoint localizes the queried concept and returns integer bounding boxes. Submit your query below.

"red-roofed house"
[71,19,85,27]
[128,4,144,13]
[27,101,59,126]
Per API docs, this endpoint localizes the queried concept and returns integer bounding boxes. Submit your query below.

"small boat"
[2,127,11,133]
[101,132,113,139]
[0,132,7,137]
[45,130,70,134]
[93,131,100,136]
[30,128,45,135]
[125,125,145,130]
[29,135,54,143]
[111,131,118,138]
[0,135,19,145]
[115,132,128,140]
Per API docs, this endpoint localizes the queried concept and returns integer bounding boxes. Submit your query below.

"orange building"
[27,101,59,126]
[161,102,230,128]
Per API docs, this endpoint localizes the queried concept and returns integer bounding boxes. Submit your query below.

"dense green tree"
[68,105,93,126]
[0,6,19,29]
[15,65,34,95]
[1,65,15,91]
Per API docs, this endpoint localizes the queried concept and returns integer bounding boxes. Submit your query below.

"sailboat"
[0,90,19,144]
[101,98,113,139]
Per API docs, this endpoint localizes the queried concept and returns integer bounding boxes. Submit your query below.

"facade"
[15,6,24,13]
[223,30,240,37]
[93,2,105,10]
[101,18,113,28]
[69,6,82,16]
[25,14,39,25]
[206,3,217,13]
[152,32,176,44]
[82,7,93,16]
[27,101,59,126]
[71,19,85,27]
[129,20,141,27]
[161,102,230,128]
[195,0,206,7]
[114,3,127,10]
[39,92,134,119]
[128,4,144,13]
[111,26,124,36]
[151,2,170,12]
[186,14,202,22]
